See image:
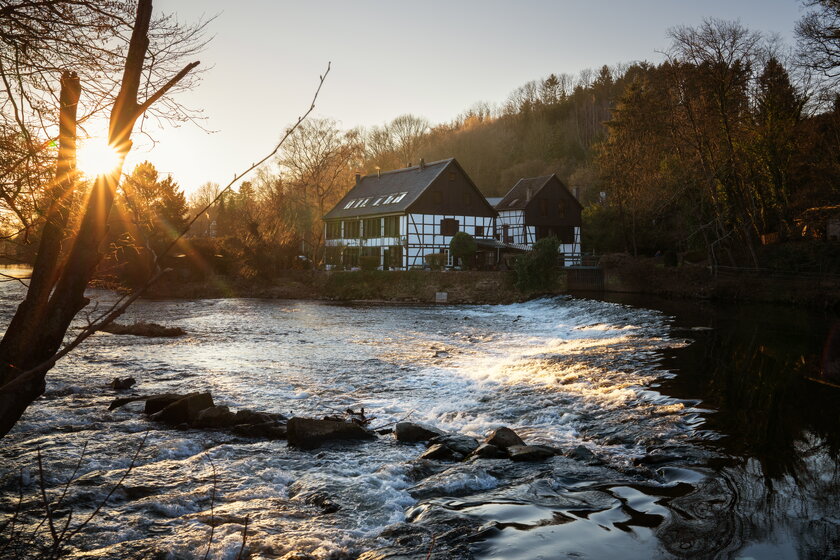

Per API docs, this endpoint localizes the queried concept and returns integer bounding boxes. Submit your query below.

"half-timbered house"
[323,158,497,269]
[495,174,582,265]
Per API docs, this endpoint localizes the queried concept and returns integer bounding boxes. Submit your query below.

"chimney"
[376,167,381,178]
[355,172,361,185]
[419,158,425,169]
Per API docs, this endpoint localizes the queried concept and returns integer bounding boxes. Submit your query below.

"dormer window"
[344,199,356,209]
[392,192,407,203]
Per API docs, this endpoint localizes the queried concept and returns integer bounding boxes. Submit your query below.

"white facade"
[496,209,582,266]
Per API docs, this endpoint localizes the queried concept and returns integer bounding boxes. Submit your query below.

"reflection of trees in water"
[659,306,840,558]
[658,450,840,559]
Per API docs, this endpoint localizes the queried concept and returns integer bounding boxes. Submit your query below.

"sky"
[122,0,805,193]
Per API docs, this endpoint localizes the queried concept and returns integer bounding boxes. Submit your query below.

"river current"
[1,273,839,559]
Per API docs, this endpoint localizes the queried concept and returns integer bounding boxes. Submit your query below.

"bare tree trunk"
[0,0,198,438]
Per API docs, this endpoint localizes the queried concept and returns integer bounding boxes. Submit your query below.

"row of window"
[343,192,408,210]
[326,218,575,242]
[325,245,404,268]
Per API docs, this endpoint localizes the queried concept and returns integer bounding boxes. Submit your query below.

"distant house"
[494,174,582,265]
[323,158,497,270]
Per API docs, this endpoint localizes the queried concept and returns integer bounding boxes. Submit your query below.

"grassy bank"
[140,258,840,309]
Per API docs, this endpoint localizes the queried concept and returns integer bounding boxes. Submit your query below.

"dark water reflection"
[590,294,840,560]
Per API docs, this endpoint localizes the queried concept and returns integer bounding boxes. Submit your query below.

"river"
[1,272,838,559]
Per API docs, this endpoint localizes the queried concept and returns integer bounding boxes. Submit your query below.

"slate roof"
[324,159,452,220]
[495,175,553,211]
[494,174,583,211]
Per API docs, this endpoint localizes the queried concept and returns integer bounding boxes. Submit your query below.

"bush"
[425,252,447,270]
[514,236,560,292]
[359,255,380,271]
[449,232,477,269]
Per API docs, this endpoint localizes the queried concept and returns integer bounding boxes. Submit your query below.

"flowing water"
[1,270,839,559]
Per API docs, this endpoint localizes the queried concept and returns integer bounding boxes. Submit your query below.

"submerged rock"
[100,321,185,337]
[395,422,444,443]
[233,421,287,440]
[192,405,236,428]
[150,392,214,425]
[144,394,188,415]
[430,434,479,456]
[568,444,598,463]
[110,377,136,391]
[286,417,376,449]
[471,443,506,459]
[483,427,525,449]
[419,443,457,461]
[507,445,555,462]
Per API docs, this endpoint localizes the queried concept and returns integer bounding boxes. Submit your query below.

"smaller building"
[494,174,582,265]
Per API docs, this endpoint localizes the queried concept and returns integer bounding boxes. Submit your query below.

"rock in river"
[286,417,376,449]
[483,427,525,449]
[150,392,214,425]
[507,444,556,462]
[395,422,444,443]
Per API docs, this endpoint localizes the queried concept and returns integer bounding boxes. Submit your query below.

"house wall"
[405,213,495,268]
[496,210,530,245]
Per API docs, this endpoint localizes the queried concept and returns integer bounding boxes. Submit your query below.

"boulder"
[286,417,376,449]
[151,392,214,425]
[192,405,236,428]
[471,443,505,459]
[419,443,455,461]
[507,445,555,462]
[430,434,479,456]
[568,445,597,463]
[233,421,287,440]
[110,377,136,391]
[233,409,283,425]
[483,427,525,449]
[395,422,444,443]
[144,394,188,415]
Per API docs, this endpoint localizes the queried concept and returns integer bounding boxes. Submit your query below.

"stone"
[430,434,479,456]
[471,443,505,459]
[419,443,455,461]
[150,392,214,425]
[233,409,278,425]
[233,421,287,440]
[286,417,376,449]
[110,377,136,391]
[395,422,444,443]
[568,445,597,462]
[507,445,555,462]
[483,427,525,449]
[144,394,188,415]
[192,405,236,428]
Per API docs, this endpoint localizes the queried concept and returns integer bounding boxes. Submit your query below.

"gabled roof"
[324,159,453,220]
[495,174,583,211]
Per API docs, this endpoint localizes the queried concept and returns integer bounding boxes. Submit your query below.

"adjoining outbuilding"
[494,174,583,266]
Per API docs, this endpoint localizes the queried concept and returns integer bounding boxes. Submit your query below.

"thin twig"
[202,456,217,560]
[235,516,249,560]
[64,430,149,543]
[36,447,59,546]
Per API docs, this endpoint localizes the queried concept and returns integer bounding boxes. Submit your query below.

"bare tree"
[0,0,203,438]
[796,0,840,91]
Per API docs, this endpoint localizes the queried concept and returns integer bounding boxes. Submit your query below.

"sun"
[76,140,122,178]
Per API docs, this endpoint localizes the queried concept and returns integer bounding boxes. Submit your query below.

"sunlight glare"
[77,140,122,178]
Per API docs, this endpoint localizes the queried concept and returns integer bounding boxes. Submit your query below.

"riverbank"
[141,258,840,309]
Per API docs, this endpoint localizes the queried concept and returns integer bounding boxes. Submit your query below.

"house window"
[392,192,407,203]
[326,222,342,239]
[503,224,512,243]
[344,199,356,209]
[372,197,384,206]
[384,215,400,237]
[475,225,485,237]
[440,218,459,236]
[343,247,360,268]
[363,217,381,238]
[343,220,360,238]
[383,194,395,204]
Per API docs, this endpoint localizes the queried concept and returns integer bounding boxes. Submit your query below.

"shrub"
[425,252,447,270]
[449,232,477,269]
[514,236,560,292]
[359,255,380,271]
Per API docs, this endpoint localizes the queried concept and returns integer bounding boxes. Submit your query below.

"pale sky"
[124,0,804,193]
